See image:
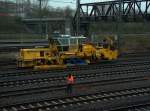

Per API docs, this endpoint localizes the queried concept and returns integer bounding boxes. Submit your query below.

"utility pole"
[76,0,80,36]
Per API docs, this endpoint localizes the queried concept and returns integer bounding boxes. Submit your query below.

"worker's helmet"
[68,74,72,77]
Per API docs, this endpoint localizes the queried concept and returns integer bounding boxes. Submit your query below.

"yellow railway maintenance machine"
[17,34,118,70]
[17,34,87,69]
[17,45,66,70]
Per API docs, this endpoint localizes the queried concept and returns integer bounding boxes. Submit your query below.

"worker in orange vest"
[66,74,74,94]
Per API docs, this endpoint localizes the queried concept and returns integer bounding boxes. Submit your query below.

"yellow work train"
[17,35,118,70]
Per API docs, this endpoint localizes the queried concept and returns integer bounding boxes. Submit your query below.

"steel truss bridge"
[73,0,150,35]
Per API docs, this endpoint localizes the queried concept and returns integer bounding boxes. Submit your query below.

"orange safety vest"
[67,75,74,84]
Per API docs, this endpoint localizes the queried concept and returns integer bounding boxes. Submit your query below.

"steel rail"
[110,102,150,111]
[0,72,148,98]
[0,59,150,78]
[0,63,150,87]
[1,86,150,111]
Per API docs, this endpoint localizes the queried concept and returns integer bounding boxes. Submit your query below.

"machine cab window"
[40,51,44,57]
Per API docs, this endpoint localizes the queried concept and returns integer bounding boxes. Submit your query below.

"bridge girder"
[73,0,150,35]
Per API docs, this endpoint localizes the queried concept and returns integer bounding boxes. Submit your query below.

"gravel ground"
[0,52,18,60]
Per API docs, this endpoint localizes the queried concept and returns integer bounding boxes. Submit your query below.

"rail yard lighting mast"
[39,0,43,38]
[117,0,122,50]
[76,0,80,36]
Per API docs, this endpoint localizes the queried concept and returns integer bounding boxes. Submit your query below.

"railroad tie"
[132,94,137,97]
[125,90,131,93]
[142,88,147,92]
[36,103,42,107]
[96,99,101,102]
[103,98,109,101]
[11,107,18,111]
[62,105,67,108]
[108,97,114,100]
[135,108,144,111]
[130,90,137,93]
[109,93,115,96]
[120,91,128,95]
[20,105,27,110]
[46,107,51,111]
[58,99,66,103]
[51,101,58,105]
[69,103,73,106]
[90,100,95,103]
[91,95,99,99]
[83,101,88,104]
[54,106,58,109]
[85,96,93,99]
[79,97,86,100]
[115,92,121,95]
[44,102,51,106]
[77,103,81,106]
[73,97,79,101]
[28,104,35,108]
[2,108,8,111]
[103,94,110,97]
[38,108,43,111]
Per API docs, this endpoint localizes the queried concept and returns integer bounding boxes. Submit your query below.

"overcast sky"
[48,0,112,9]
[49,0,147,12]
[7,0,111,9]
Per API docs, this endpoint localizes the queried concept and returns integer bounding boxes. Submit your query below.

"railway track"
[110,103,150,111]
[120,51,150,58]
[0,56,150,111]
[0,52,150,110]
[0,42,48,52]
[0,53,150,71]
[1,85,150,111]
[0,54,149,77]
[0,65,150,105]
[0,58,150,79]
[0,60,16,66]
[0,63,150,87]
[0,70,149,98]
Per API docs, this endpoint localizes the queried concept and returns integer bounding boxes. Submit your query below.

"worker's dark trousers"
[67,84,73,94]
